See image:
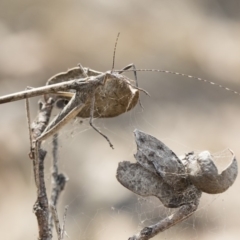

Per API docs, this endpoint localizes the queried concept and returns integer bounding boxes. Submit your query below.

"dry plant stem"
[31,98,55,240]
[51,205,69,240]
[31,98,55,187]
[61,206,68,239]
[50,205,61,240]
[33,149,51,240]
[129,203,198,240]
[49,133,67,233]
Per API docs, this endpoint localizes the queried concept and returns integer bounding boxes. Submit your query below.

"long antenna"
[115,68,240,96]
[111,32,120,73]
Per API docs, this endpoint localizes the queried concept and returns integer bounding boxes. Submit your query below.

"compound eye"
[56,99,69,109]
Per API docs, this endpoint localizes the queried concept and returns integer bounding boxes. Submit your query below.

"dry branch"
[31,98,55,240]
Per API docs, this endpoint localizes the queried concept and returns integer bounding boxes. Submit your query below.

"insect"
[117,129,238,240]
[0,33,240,155]
[0,34,144,157]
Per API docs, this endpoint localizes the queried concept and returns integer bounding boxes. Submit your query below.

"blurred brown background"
[0,0,240,239]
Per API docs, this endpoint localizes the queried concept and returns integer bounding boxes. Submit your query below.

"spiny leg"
[41,91,83,137]
[32,91,85,165]
[89,92,114,149]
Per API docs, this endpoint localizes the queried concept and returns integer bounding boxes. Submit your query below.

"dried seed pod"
[116,129,238,239]
[117,161,201,208]
[134,129,188,191]
[187,150,238,194]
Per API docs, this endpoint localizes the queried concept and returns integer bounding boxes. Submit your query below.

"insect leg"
[119,64,138,87]
[119,64,143,108]
[89,93,114,149]
[39,92,84,142]
[32,91,84,163]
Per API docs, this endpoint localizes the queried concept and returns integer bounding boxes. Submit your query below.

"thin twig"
[30,98,55,240]
[50,204,68,240]
[50,205,61,240]
[61,206,69,239]
[49,133,68,234]
[129,203,198,240]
